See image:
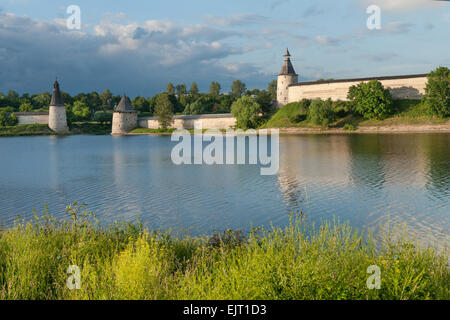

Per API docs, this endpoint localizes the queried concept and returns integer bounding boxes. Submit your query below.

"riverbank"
[0,208,448,300]
[0,123,111,137]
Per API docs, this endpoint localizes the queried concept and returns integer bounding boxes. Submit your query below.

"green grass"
[0,124,54,137]
[129,128,176,135]
[263,100,450,130]
[70,122,111,135]
[0,203,448,300]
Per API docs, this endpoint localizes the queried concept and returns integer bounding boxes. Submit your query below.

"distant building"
[111,94,138,135]
[48,80,69,133]
[276,49,428,107]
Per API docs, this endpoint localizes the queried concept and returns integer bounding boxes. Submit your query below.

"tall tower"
[112,94,138,135]
[48,80,69,133]
[277,49,298,107]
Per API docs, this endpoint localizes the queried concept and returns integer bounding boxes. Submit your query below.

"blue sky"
[0,0,449,97]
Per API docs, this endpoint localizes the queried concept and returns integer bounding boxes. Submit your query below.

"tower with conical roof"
[277,49,298,107]
[112,94,138,135]
[48,80,69,133]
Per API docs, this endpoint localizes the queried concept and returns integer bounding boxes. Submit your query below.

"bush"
[333,100,353,117]
[423,67,450,117]
[0,110,18,126]
[348,80,394,120]
[93,111,113,124]
[231,96,261,129]
[343,123,356,131]
[308,99,335,126]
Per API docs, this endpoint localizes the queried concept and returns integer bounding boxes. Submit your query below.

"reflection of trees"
[348,135,386,191]
[423,134,450,198]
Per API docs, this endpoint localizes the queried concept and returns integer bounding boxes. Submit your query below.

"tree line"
[0,80,278,126]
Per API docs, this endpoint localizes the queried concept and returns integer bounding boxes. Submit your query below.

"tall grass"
[0,204,448,300]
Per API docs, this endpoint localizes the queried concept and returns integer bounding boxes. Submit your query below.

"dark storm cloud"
[0,12,268,97]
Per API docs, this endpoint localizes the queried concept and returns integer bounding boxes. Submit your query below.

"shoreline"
[125,122,450,136]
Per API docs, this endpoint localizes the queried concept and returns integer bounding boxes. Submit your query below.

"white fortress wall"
[287,75,428,102]
[16,112,49,125]
[138,114,236,130]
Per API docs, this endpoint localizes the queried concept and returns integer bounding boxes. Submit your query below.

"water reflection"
[0,134,448,247]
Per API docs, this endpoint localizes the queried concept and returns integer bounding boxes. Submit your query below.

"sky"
[0,0,449,97]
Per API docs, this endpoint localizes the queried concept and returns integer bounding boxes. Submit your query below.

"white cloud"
[359,0,444,11]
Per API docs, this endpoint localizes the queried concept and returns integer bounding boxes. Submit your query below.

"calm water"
[0,134,449,246]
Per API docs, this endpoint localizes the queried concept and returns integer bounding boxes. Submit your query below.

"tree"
[347,80,393,119]
[231,96,261,129]
[100,89,113,110]
[189,82,199,97]
[0,109,18,126]
[154,93,174,129]
[32,92,51,109]
[132,96,150,113]
[255,90,274,115]
[423,67,450,117]
[71,100,92,121]
[209,81,221,97]
[176,84,187,99]
[19,102,33,112]
[231,80,246,98]
[268,80,277,100]
[308,99,335,126]
[166,83,175,95]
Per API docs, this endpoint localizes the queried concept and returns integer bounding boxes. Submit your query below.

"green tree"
[0,109,18,126]
[71,101,92,121]
[19,102,33,112]
[348,80,393,119]
[166,83,175,95]
[132,96,150,113]
[231,96,261,129]
[255,90,273,115]
[308,99,335,126]
[32,92,51,109]
[423,67,450,117]
[189,82,199,97]
[268,80,277,100]
[176,84,187,99]
[100,89,113,110]
[209,81,221,97]
[231,80,246,98]
[154,93,174,129]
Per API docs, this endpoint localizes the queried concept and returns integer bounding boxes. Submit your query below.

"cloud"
[0,12,271,96]
[303,4,325,18]
[383,21,414,34]
[315,35,342,46]
[270,0,290,10]
[359,0,444,11]
[355,53,398,62]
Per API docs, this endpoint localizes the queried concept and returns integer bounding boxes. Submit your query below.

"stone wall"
[287,74,428,102]
[15,112,49,125]
[138,114,236,130]
[112,112,138,135]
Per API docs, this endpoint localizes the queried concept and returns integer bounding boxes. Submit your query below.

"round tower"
[48,80,69,133]
[277,49,298,107]
[112,94,138,135]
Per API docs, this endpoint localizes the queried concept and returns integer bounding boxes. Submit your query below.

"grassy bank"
[0,205,448,300]
[264,100,449,130]
[0,123,111,137]
[0,124,54,137]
